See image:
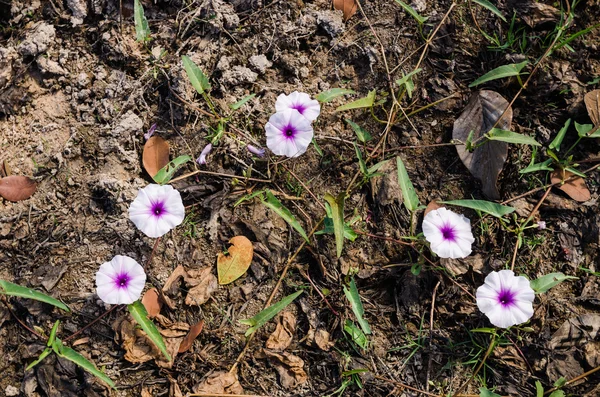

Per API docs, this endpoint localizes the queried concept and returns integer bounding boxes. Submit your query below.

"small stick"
[543,363,600,395]
[2,297,42,339]
[64,305,121,342]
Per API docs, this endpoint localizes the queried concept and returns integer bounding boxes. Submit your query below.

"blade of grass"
[261,190,309,243]
[128,301,171,361]
[396,157,419,212]
[239,290,303,336]
[343,278,371,335]
[324,192,346,258]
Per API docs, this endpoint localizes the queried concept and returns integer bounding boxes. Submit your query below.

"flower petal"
[128,184,185,238]
[95,256,146,305]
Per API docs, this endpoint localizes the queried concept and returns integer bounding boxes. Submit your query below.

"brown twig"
[543,363,600,395]
[1,297,43,339]
[298,266,339,317]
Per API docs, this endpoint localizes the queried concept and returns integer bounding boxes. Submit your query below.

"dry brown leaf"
[453,90,512,199]
[184,267,218,306]
[163,265,188,296]
[193,370,244,395]
[424,199,443,217]
[333,0,357,21]
[266,311,296,351]
[141,288,162,318]
[178,320,204,353]
[261,349,308,389]
[551,170,591,202]
[314,328,335,351]
[143,135,170,178]
[217,236,254,285]
[0,175,37,202]
[584,89,600,134]
[441,254,484,276]
[141,387,154,397]
[72,337,90,347]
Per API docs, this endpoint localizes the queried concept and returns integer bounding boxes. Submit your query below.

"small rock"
[5,385,19,396]
[0,46,18,89]
[249,54,272,74]
[221,66,258,86]
[67,0,88,26]
[17,22,56,57]
[36,56,67,75]
[316,10,345,38]
[112,111,143,138]
[411,0,427,12]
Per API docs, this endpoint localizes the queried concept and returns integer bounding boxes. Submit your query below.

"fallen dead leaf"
[266,311,296,351]
[163,265,187,296]
[193,370,244,394]
[217,236,254,285]
[260,349,308,389]
[184,267,218,306]
[550,170,591,202]
[584,89,600,134]
[178,320,204,353]
[314,328,335,351]
[441,254,484,276]
[0,175,37,202]
[549,314,600,350]
[72,337,89,347]
[143,135,170,178]
[333,0,357,21]
[424,199,443,217]
[141,288,162,318]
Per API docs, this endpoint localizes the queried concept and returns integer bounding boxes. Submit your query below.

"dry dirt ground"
[1,0,600,396]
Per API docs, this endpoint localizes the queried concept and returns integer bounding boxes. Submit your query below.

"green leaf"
[469,61,529,87]
[396,156,419,212]
[0,280,70,312]
[345,119,372,142]
[343,278,371,335]
[396,68,422,98]
[48,320,60,347]
[520,159,554,174]
[470,327,497,334]
[312,137,323,157]
[479,387,502,397]
[530,273,578,294]
[354,142,368,176]
[575,121,599,137]
[343,319,368,350]
[230,93,256,110]
[128,301,171,361]
[53,339,116,389]
[548,391,565,397]
[535,380,544,397]
[240,290,303,336]
[134,0,150,42]
[549,119,571,151]
[487,128,541,146]
[182,55,211,95]
[553,377,567,388]
[316,88,356,103]
[152,155,192,184]
[394,0,428,24]
[324,193,346,258]
[25,347,52,371]
[441,199,515,218]
[564,166,587,178]
[410,263,421,276]
[261,190,309,243]
[315,203,357,241]
[367,159,391,175]
[472,0,507,22]
[336,90,376,112]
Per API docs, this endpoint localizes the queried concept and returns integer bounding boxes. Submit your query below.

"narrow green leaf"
[396,68,422,98]
[312,137,323,156]
[48,320,60,347]
[520,159,554,174]
[316,88,356,103]
[548,391,565,397]
[26,347,52,371]
[0,280,69,312]
[152,155,192,184]
[261,190,309,242]
[553,377,567,388]
[324,193,346,258]
[315,203,357,241]
[53,339,116,389]
[182,55,211,95]
[441,199,515,218]
[128,301,171,361]
[367,159,391,175]
[336,90,376,112]
[345,119,372,142]
[396,156,419,212]
[353,142,368,176]
[469,61,529,87]
[394,0,428,24]
[240,290,303,336]
[530,273,578,294]
[535,380,544,397]
[230,93,256,110]
[549,119,571,151]
[575,121,599,137]
[343,319,368,350]
[470,327,497,334]
[479,387,502,397]
[564,166,587,178]
[472,0,507,22]
[134,0,150,42]
[343,278,371,335]
[487,128,541,146]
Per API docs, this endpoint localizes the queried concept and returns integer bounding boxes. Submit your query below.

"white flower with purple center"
[422,207,474,259]
[265,109,314,158]
[275,91,321,122]
[476,270,535,328]
[129,184,185,238]
[95,255,146,304]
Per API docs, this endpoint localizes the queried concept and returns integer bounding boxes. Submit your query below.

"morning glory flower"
[247,144,265,158]
[129,184,185,238]
[197,143,212,165]
[476,270,535,328]
[96,255,146,304]
[144,123,157,141]
[275,91,321,122]
[422,207,474,259]
[537,221,546,230]
[265,109,314,158]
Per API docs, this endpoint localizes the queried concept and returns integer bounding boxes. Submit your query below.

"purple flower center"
[282,124,297,139]
[497,289,515,306]
[151,201,165,217]
[115,273,130,289]
[440,224,456,241]
[293,104,306,114]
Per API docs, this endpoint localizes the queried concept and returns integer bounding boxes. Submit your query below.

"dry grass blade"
[333,0,357,21]
[178,320,204,353]
[550,170,591,202]
[143,135,170,179]
[0,175,37,202]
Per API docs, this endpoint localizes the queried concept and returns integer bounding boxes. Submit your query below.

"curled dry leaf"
[453,90,512,199]
[178,320,204,353]
[163,265,187,296]
[260,349,308,389]
[217,236,254,285]
[193,370,244,395]
[143,135,170,179]
[266,311,296,351]
[584,89,600,135]
[141,288,162,318]
[184,267,218,306]
[0,175,37,202]
[333,0,357,21]
[551,170,591,202]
